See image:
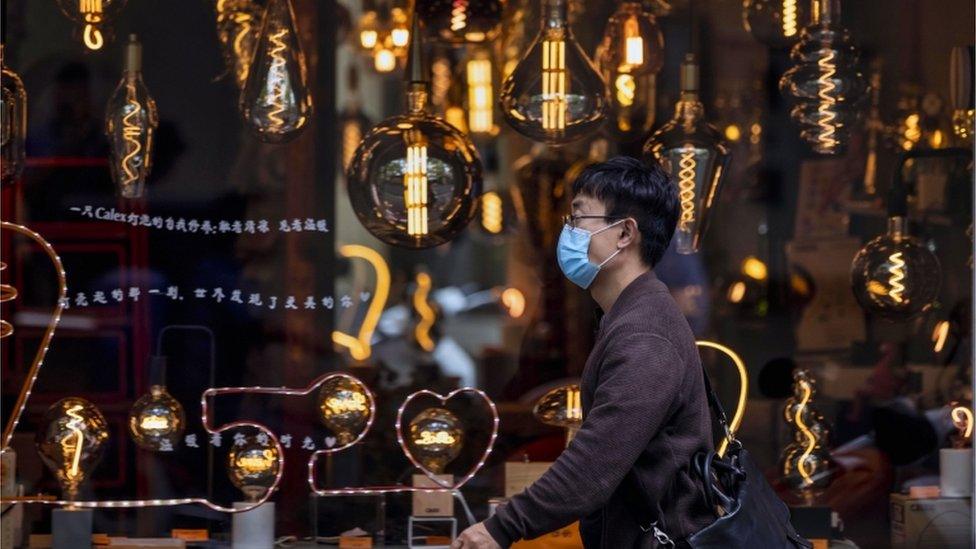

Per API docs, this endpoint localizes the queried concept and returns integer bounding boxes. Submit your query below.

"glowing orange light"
[332,245,390,361]
[413,272,437,352]
[501,287,525,318]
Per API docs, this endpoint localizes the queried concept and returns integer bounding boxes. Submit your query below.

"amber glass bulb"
[240,0,313,143]
[105,35,159,199]
[128,385,185,452]
[317,375,372,444]
[36,397,110,501]
[1,45,27,186]
[415,0,504,44]
[56,0,127,50]
[407,407,463,474]
[227,435,280,502]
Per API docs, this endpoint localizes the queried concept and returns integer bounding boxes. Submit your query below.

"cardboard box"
[412,474,454,517]
[891,493,972,548]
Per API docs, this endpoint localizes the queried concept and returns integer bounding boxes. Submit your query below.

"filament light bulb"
[239,0,313,143]
[228,435,280,502]
[465,51,496,135]
[743,0,807,48]
[317,375,372,444]
[416,0,503,44]
[533,384,583,446]
[950,405,973,448]
[36,397,110,501]
[56,0,127,51]
[128,385,185,452]
[213,0,262,91]
[105,35,159,199]
[643,54,730,254]
[499,0,608,144]
[1,45,27,186]
[407,407,463,474]
[780,370,832,498]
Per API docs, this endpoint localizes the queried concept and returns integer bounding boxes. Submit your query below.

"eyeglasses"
[562,214,622,230]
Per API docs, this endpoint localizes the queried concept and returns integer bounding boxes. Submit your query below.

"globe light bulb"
[105,35,159,199]
[347,16,483,249]
[128,385,185,452]
[240,0,313,143]
[779,0,867,155]
[1,45,27,186]
[742,0,807,49]
[56,0,127,51]
[780,370,832,500]
[416,0,504,44]
[36,397,110,501]
[533,384,582,446]
[317,375,372,445]
[643,54,730,255]
[407,407,463,474]
[213,0,263,91]
[227,435,280,502]
[499,0,609,145]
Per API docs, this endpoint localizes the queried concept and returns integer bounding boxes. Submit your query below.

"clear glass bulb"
[643,54,730,254]
[742,0,807,49]
[36,397,110,501]
[240,0,313,143]
[1,45,27,186]
[499,0,608,145]
[128,384,185,452]
[416,0,504,44]
[779,370,832,499]
[317,375,372,445]
[407,407,463,474]
[779,0,867,155]
[105,35,159,199]
[227,435,280,502]
[56,0,127,50]
[213,0,263,91]
[850,216,941,321]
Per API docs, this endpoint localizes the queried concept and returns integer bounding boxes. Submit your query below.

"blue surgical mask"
[557,220,625,289]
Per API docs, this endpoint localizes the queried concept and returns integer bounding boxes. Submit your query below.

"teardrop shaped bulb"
[240,0,313,143]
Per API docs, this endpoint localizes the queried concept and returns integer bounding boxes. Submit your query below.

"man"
[452,157,714,548]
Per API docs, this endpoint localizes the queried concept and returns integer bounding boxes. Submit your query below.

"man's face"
[571,194,620,266]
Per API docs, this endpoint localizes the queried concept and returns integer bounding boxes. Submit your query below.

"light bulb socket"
[147,355,167,387]
[679,53,699,95]
[124,34,142,73]
[541,0,569,29]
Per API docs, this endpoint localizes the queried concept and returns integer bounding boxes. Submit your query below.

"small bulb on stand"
[240,0,313,143]
[128,356,185,452]
[499,0,609,144]
[533,384,582,447]
[407,407,463,474]
[1,44,28,186]
[228,435,280,502]
[36,397,110,501]
[317,375,373,445]
[643,54,730,254]
[56,0,127,50]
[105,35,159,199]
[742,0,807,49]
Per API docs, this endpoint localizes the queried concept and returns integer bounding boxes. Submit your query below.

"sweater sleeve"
[484,333,685,547]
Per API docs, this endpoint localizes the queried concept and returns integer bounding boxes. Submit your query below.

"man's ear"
[618,218,638,249]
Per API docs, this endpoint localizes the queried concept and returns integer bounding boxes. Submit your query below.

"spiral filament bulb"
[793,377,816,488]
[0,262,16,339]
[64,404,87,481]
[266,29,289,130]
[887,251,906,303]
[541,38,567,131]
[80,0,105,50]
[481,191,503,234]
[815,50,839,151]
[120,92,143,189]
[677,146,697,231]
[451,0,468,31]
[404,129,429,237]
[782,0,798,38]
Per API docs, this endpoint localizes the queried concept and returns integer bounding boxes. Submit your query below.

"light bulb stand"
[232,501,275,548]
[52,507,93,549]
[939,448,973,498]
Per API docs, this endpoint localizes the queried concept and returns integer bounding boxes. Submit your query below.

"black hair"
[571,156,678,267]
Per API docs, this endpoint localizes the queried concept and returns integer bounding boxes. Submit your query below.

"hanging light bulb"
[499,0,609,145]
[390,5,411,50]
[643,54,730,255]
[357,0,381,50]
[415,0,504,44]
[533,384,582,446]
[407,407,463,474]
[227,434,280,502]
[213,0,263,91]
[105,35,159,199]
[949,46,974,144]
[56,0,127,51]
[347,16,482,249]
[1,45,27,186]
[36,397,110,501]
[850,181,941,321]
[464,48,498,136]
[742,0,807,49]
[127,356,185,452]
[373,34,399,73]
[339,65,372,173]
[317,375,373,445]
[779,0,867,155]
[240,0,313,143]
[596,2,664,142]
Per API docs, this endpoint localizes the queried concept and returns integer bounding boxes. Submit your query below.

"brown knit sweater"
[485,271,714,548]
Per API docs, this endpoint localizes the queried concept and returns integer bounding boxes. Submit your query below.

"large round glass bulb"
[317,375,372,444]
[743,0,807,49]
[227,435,280,502]
[416,0,504,44]
[347,85,482,248]
[499,0,608,145]
[128,385,185,452]
[850,216,941,321]
[407,407,463,474]
[36,397,110,501]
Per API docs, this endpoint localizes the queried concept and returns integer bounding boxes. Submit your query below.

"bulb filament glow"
[932,320,950,353]
[481,191,503,234]
[331,245,390,361]
[139,415,170,431]
[266,29,289,130]
[80,0,105,50]
[466,58,494,134]
[416,431,456,445]
[566,386,581,421]
[794,378,816,487]
[951,406,973,440]
[64,404,87,481]
[451,0,468,31]
[677,146,697,231]
[325,394,368,414]
[542,38,567,132]
[888,251,906,303]
[782,0,798,38]
[360,29,378,49]
[501,288,525,318]
[623,16,643,67]
[816,50,839,151]
[119,90,143,192]
[413,272,437,352]
[615,74,636,107]
[236,450,276,473]
[404,129,430,237]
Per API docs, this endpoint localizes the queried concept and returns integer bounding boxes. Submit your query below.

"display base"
[232,501,275,549]
[52,508,93,549]
[407,515,456,549]
[939,448,973,497]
